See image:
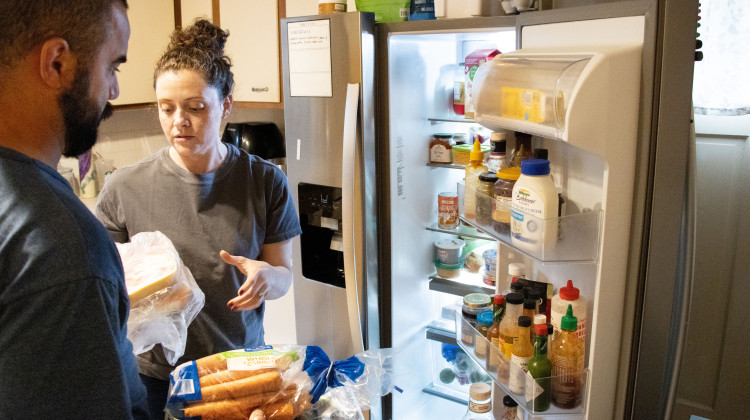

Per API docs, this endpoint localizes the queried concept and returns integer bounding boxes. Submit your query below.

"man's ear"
[38,38,76,90]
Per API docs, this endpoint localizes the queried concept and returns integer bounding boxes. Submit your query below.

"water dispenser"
[297,182,345,288]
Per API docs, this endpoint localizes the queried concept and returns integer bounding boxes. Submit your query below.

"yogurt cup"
[434,238,466,265]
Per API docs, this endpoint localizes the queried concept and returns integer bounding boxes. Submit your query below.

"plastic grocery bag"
[117,231,205,365]
[165,345,396,420]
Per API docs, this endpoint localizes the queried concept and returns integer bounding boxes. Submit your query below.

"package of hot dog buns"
[117,231,205,365]
[165,345,396,420]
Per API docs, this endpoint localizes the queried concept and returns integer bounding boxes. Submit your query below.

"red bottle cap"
[494,294,505,304]
[535,323,547,335]
[559,279,580,300]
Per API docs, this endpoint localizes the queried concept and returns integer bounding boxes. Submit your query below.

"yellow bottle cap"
[469,139,484,162]
[496,167,521,180]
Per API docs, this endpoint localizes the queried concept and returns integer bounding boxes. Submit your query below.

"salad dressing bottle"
[463,139,488,219]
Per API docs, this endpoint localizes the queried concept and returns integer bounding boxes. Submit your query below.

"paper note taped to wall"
[287,20,332,97]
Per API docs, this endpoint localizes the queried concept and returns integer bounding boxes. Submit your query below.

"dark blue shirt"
[0,146,149,419]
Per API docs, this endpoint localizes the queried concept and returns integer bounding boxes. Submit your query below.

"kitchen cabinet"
[112,0,176,105]
[219,0,282,105]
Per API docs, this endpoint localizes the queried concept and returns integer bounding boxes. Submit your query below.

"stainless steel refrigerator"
[281,2,698,419]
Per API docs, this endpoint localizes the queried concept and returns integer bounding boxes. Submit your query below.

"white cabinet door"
[112,0,175,105]
[220,0,280,103]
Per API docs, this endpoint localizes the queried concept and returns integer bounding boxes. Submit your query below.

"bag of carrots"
[165,345,396,420]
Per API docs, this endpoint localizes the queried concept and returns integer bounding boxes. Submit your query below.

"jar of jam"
[461,293,492,346]
[429,133,454,164]
[493,167,521,235]
[476,172,498,227]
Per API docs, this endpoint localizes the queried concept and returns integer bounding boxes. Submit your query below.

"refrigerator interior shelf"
[454,311,589,417]
[426,325,457,345]
[427,162,467,170]
[426,221,494,241]
[422,383,469,406]
[458,183,602,263]
[429,275,494,297]
[428,117,477,124]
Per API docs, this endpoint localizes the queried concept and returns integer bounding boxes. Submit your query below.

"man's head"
[0,0,129,160]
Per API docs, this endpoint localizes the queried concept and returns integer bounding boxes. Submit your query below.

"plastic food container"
[434,238,465,265]
[453,143,490,166]
[436,261,463,278]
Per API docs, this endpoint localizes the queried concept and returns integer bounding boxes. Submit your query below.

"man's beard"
[59,68,114,158]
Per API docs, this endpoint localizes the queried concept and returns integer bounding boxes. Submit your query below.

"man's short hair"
[0,0,128,71]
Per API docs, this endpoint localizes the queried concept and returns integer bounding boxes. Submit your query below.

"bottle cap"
[520,158,551,176]
[535,323,548,335]
[523,299,536,310]
[518,315,531,327]
[469,139,485,162]
[533,313,547,325]
[477,310,494,326]
[528,288,541,300]
[561,304,579,331]
[547,323,554,336]
[503,395,518,407]
[463,293,491,308]
[490,131,506,141]
[510,281,524,294]
[507,262,526,277]
[479,172,499,183]
[533,148,549,160]
[505,292,524,305]
[469,382,492,401]
[494,294,505,305]
[496,167,521,180]
[559,279,580,300]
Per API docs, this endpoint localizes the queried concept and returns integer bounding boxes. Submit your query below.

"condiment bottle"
[476,172,498,227]
[474,311,493,360]
[523,299,537,344]
[510,132,533,167]
[487,131,508,173]
[486,295,505,372]
[509,315,533,394]
[501,395,518,420]
[492,167,521,236]
[502,262,526,295]
[463,139,489,219]
[429,133,454,164]
[461,382,493,420]
[318,0,347,14]
[526,323,552,412]
[503,278,525,298]
[496,292,524,383]
[550,280,587,345]
[511,159,559,254]
[550,304,585,409]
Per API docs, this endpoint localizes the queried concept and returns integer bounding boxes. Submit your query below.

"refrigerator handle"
[342,83,365,354]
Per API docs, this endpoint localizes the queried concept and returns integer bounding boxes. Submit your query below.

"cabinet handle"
[251,87,269,92]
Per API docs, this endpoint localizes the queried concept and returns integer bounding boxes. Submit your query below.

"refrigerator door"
[280,12,378,361]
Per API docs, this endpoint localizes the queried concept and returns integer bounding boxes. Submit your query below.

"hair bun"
[170,19,228,58]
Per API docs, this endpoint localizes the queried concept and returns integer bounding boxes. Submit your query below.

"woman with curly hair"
[95,19,301,418]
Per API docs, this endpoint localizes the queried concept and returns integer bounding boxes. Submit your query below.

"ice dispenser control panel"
[297,182,345,288]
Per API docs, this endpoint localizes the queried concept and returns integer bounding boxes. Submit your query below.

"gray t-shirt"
[96,144,301,379]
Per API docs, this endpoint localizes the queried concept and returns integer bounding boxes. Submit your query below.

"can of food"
[438,192,459,229]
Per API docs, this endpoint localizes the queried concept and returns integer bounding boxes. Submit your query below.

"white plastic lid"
[469,382,491,401]
[508,262,526,276]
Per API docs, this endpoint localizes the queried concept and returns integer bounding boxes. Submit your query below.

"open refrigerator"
[280,1,698,419]
[374,2,697,420]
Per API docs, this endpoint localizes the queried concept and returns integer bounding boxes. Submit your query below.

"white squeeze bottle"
[550,279,587,346]
[510,158,558,254]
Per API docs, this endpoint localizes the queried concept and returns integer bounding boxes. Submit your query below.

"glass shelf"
[454,311,589,417]
[426,221,495,241]
[427,162,467,169]
[458,183,602,263]
[428,117,478,124]
[429,275,494,297]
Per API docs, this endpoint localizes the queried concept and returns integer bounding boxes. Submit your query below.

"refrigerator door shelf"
[455,311,590,417]
[458,183,602,263]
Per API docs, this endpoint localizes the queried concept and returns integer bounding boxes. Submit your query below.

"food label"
[511,188,544,246]
[509,354,531,393]
[525,371,545,403]
[469,400,491,413]
[438,193,459,228]
[453,81,465,104]
[430,144,451,163]
[494,195,512,223]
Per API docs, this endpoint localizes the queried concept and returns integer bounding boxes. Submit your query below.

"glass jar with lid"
[461,293,492,346]
[476,172,498,227]
[493,167,521,235]
[429,133,454,164]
